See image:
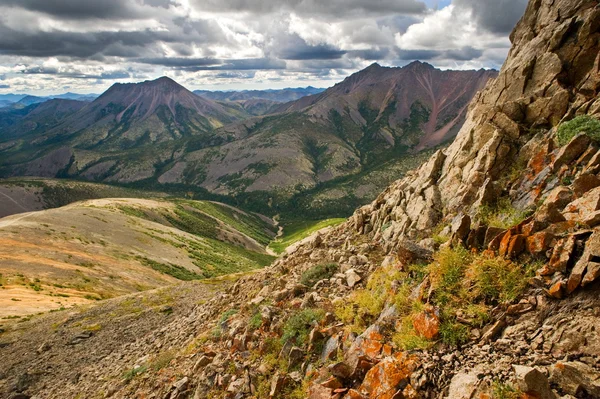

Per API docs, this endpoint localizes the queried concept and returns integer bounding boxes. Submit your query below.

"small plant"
[439,320,468,346]
[123,365,147,382]
[249,310,263,330]
[281,308,325,347]
[467,255,529,303]
[150,350,176,371]
[220,308,238,323]
[556,115,600,146]
[492,381,521,399]
[478,198,531,229]
[300,263,338,287]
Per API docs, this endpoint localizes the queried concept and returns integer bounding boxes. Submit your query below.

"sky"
[0,0,528,95]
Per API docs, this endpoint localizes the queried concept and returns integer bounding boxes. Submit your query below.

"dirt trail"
[0,212,36,228]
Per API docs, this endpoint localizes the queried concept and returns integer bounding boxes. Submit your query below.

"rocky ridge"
[1,0,600,398]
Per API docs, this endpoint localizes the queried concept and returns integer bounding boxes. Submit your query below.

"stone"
[572,174,600,197]
[526,231,555,256]
[321,335,339,362]
[359,353,419,399]
[269,373,287,398]
[446,372,480,399]
[481,319,506,342]
[541,235,576,276]
[549,361,600,397]
[547,280,566,299]
[288,346,304,369]
[513,365,557,399]
[412,306,440,340]
[345,269,362,288]
[553,134,591,172]
[451,214,471,244]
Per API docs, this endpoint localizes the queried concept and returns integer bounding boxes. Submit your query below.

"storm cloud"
[0,0,528,94]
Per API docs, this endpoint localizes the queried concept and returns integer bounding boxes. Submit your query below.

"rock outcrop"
[349,0,600,250]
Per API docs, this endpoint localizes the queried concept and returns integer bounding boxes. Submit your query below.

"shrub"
[556,115,600,146]
[249,311,263,330]
[478,198,531,229]
[466,255,529,303]
[439,320,468,346]
[335,265,404,331]
[392,317,431,351]
[281,308,325,346]
[492,381,522,399]
[300,263,338,287]
[429,246,472,300]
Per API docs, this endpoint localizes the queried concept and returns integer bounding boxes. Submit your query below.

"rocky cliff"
[1,1,600,399]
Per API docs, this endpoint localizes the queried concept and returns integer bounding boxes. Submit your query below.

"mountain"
[194,86,324,103]
[158,63,496,211]
[1,1,600,399]
[0,99,87,141]
[0,66,495,219]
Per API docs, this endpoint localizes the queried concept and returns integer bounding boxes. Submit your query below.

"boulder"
[359,353,419,399]
[553,134,591,172]
[549,361,600,397]
[446,372,480,399]
[412,306,440,340]
[345,269,362,288]
[572,174,600,197]
[451,214,471,245]
[513,365,557,399]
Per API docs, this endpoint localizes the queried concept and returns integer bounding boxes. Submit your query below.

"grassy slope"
[0,198,276,318]
[268,218,346,254]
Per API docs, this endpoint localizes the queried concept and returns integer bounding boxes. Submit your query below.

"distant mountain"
[0,66,496,217]
[158,62,497,208]
[194,87,325,103]
[0,93,27,103]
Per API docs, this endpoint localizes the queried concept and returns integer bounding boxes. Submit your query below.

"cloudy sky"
[0,0,528,95]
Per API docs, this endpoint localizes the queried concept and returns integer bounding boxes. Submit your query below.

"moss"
[478,197,532,229]
[300,263,338,287]
[556,115,600,146]
[281,308,325,347]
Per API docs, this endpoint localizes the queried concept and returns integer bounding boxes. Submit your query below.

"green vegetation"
[492,381,522,399]
[269,219,345,254]
[281,308,325,347]
[136,256,203,281]
[337,246,535,348]
[556,115,600,146]
[123,365,147,382]
[478,198,532,229]
[300,263,338,287]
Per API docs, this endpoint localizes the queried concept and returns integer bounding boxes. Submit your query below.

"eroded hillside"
[0,197,275,318]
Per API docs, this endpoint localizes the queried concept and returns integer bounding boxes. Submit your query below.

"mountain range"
[0,63,497,218]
